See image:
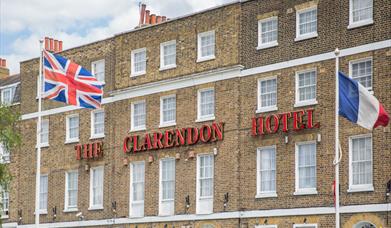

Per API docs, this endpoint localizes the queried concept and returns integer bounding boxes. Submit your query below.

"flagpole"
[35,39,44,227]
[334,48,340,228]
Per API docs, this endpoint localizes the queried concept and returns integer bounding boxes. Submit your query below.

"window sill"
[88,206,104,211]
[1,215,9,219]
[347,186,374,193]
[294,100,318,108]
[159,65,176,71]
[90,134,105,140]
[0,161,10,164]
[294,189,318,195]
[294,33,318,42]
[197,55,215,63]
[63,208,78,213]
[256,106,278,113]
[35,209,48,215]
[347,20,374,29]
[159,122,176,128]
[65,139,79,144]
[130,72,146,77]
[195,116,215,123]
[36,143,49,148]
[129,127,146,133]
[255,192,277,198]
[257,42,278,50]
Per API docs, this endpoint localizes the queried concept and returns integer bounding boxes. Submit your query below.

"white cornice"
[21,39,391,121]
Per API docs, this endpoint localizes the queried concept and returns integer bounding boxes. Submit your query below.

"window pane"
[40,175,48,210]
[298,71,316,102]
[68,116,79,139]
[163,42,176,66]
[200,32,215,58]
[92,168,103,206]
[133,102,146,129]
[161,159,175,200]
[258,147,276,192]
[351,136,372,185]
[200,90,214,117]
[132,162,145,201]
[298,9,317,35]
[298,143,316,189]
[259,78,277,108]
[260,18,278,44]
[351,59,372,89]
[133,50,146,73]
[92,60,105,82]
[67,172,78,207]
[199,155,214,197]
[352,0,373,22]
[93,111,105,135]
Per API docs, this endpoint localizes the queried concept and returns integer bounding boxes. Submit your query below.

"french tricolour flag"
[339,72,389,130]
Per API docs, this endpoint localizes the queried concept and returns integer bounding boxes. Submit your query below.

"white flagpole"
[35,39,44,227]
[334,48,340,228]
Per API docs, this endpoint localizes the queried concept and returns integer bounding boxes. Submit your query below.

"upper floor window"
[257,77,277,112]
[159,158,175,216]
[131,48,147,77]
[160,40,176,70]
[295,6,318,41]
[257,17,278,49]
[160,95,176,127]
[91,59,105,83]
[197,88,215,121]
[295,141,317,195]
[349,58,372,91]
[0,186,9,218]
[65,171,78,211]
[66,114,79,143]
[196,154,214,214]
[197,30,215,62]
[39,174,48,214]
[256,146,277,198]
[131,100,146,131]
[130,162,145,218]
[349,0,373,28]
[0,143,10,164]
[295,69,317,107]
[38,119,49,147]
[1,86,16,105]
[91,110,105,138]
[349,134,373,192]
[89,166,104,210]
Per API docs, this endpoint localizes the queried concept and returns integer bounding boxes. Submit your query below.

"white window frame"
[257,16,278,50]
[160,40,177,71]
[130,100,146,132]
[65,114,79,144]
[349,57,373,92]
[131,48,147,77]
[0,143,10,164]
[89,166,104,210]
[257,76,278,113]
[197,88,215,122]
[348,134,374,192]
[196,153,214,214]
[294,141,318,195]
[293,224,318,228]
[39,174,48,214]
[159,158,175,216]
[0,85,16,105]
[37,119,49,148]
[294,68,318,107]
[256,146,277,198]
[64,170,78,212]
[129,161,145,218]
[348,0,373,29]
[255,225,278,228]
[295,6,318,41]
[90,109,105,139]
[160,94,176,128]
[91,59,105,83]
[197,30,216,62]
[0,186,9,218]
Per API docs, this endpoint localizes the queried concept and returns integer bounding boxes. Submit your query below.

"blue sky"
[0,0,231,74]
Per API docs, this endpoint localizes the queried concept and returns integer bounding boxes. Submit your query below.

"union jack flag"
[43,50,104,109]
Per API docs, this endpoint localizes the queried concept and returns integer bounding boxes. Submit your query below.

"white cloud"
[1,0,233,74]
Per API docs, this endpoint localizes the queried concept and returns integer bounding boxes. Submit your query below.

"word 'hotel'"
[0,0,390,227]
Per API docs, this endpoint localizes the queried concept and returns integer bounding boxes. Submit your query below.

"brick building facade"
[1,0,390,227]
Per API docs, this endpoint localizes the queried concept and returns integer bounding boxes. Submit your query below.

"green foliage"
[0,105,21,188]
